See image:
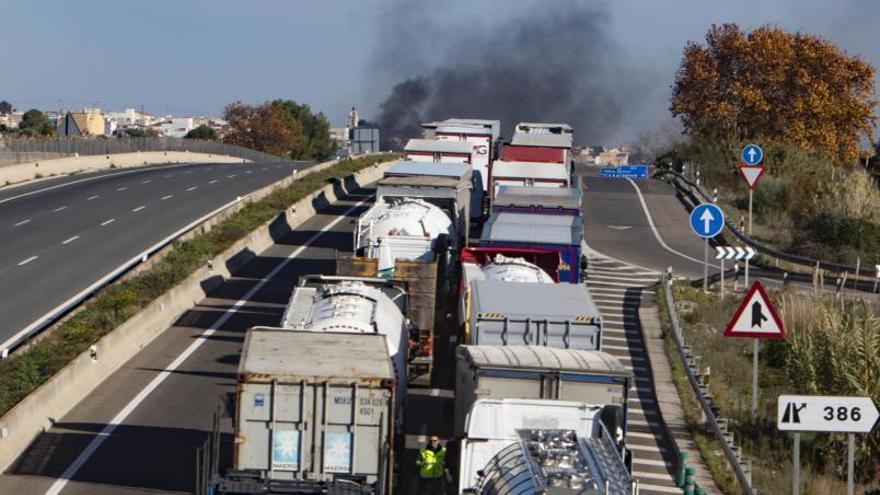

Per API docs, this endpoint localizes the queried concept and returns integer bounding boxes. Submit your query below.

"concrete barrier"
[0,151,250,186]
[0,159,392,472]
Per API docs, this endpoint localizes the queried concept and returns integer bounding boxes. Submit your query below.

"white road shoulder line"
[42,196,371,495]
[62,236,80,245]
[18,255,38,266]
[100,219,115,226]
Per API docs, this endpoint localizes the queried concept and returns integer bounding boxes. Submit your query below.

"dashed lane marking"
[100,219,115,226]
[14,219,30,227]
[161,195,173,200]
[187,186,197,191]
[62,236,79,245]
[132,206,145,212]
[18,255,38,266]
[87,195,99,201]
[53,206,67,212]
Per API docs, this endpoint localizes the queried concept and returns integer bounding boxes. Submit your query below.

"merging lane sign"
[724,280,785,338]
[778,395,880,433]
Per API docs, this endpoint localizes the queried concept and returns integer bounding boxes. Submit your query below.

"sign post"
[740,144,764,287]
[778,395,880,495]
[725,280,784,418]
[690,203,725,292]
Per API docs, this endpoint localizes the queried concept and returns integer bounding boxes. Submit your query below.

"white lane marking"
[164,174,173,178]
[100,219,115,226]
[62,236,80,245]
[209,180,218,184]
[141,180,152,184]
[0,163,195,206]
[87,195,99,201]
[14,219,31,227]
[261,167,268,171]
[132,206,145,212]
[161,195,173,200]
[18,255,38,266]
[186,186,197,192]
[116,187,127,192]
[626,178,717,268]
[42,196,371,495]
[53,206,67,212]
[244,170,252,174]
[227,174,236,178]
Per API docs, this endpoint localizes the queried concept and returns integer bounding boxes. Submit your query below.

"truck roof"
[510,132,572,148]
[404,139,473,154]
[494,185,582,210]
[491,161,569,181]
[240,328,394,382]
[481,211,582,245]
[384,161,472,180]
[458,345,629,376]
[471,281,600,322]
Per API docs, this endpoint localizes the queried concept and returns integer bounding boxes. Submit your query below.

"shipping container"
[453,345,631,436]
[489,161,570,199]
[480,211,583,282]
[232,329,397,493]
[403,139,473,163]
[499,144,566,164]
[462,281,601,349]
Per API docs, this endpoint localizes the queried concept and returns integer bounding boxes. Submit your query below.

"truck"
[453,345,631,439]
[377,160,481,244]
[199,276,412,495]
[480,210,583,282]
[461,281,602,349]
[457,400,634,494]
[491,185,582,216]
[218,329,397,494]
[354,196,453,278]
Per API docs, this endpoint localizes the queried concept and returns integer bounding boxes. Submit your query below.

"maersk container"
[453,345,631,436]
[463,281,601,349]
[234,328,396,494]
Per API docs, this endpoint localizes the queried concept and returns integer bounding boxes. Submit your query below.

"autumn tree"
[268,100,335,160]
[670,24,876,163]
[223,101,302,157]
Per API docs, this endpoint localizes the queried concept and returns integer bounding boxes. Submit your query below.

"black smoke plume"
[375,1,642,149]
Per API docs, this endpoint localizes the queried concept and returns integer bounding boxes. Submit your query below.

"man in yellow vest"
[416,435,446,494]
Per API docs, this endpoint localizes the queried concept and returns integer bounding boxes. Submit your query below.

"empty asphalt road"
[0,161,309,351]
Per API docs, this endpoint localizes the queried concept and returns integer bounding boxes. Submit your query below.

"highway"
[0,170,847,494]
[0,161,308,351]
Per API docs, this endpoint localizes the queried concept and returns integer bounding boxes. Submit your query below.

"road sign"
[739,165,765,190]
[599,165,648,179]
[715,246,756,260]
[778,395,880,433]
[741,144,763,165]
[724,280,785,338]
[689,203,725,238]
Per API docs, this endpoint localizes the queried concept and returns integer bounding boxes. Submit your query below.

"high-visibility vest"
[417,446,446,478]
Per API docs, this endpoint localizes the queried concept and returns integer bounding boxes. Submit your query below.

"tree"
[184,124,218,141]
[223,101,301,157]
[670,24,877,163]
[18,109,54,136]
[0,101,12,115]
[268,100,335,160]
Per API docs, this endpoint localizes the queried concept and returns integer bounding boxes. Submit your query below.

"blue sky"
[1,0,877,143]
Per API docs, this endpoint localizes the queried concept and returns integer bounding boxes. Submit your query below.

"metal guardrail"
[654,169,873,279]
[660,272,756,495]
[0,136,286,163]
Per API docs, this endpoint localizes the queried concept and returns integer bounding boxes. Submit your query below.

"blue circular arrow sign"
[741,144,763,165]
[690,203,725,238]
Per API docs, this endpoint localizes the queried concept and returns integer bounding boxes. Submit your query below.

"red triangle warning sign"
[738,165,765,190]
[724,281,785,339]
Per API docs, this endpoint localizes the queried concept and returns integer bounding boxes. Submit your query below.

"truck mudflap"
[211,471,375,494]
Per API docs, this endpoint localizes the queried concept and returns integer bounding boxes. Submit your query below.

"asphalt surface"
[0,182,373,495]
[0,161,309,349]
